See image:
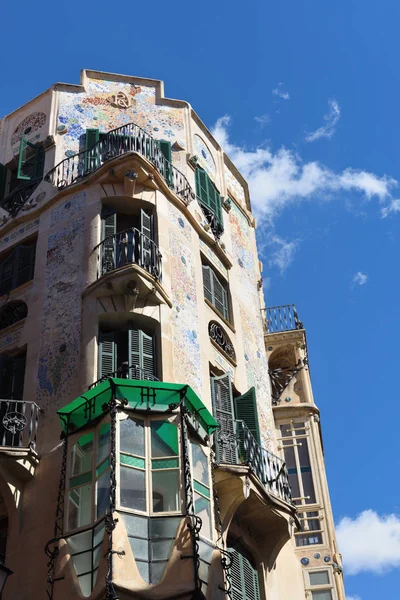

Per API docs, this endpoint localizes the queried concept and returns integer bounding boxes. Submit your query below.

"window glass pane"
[96,469,110,518]
[71,433,94,476]
[295,532,323,546]
[68,484,92,530]
[194,492,212,539]
[280,424,292,437]
[288,472,301,503]
[120,466,146,511]
[67,530,92,554]
[120,418,145,457]
[151,421,178,457]
[149,516,181,539]
[283,445,296,470]
[98,423,110,465]
[152,470,179,512]
[310,571,330,586]
[149,561,168,584]
[302,471,316,503]
[311,592,333,600]
[94,521,105,547]
[77,573,92,598]
[151,539,173,560]
[129,537,149,560]
[71,550,92,575]
[121,454,145,469]
[298,438,311,467]
[136,560,149,583]
[121,513,148,538]
[191,443,209,486]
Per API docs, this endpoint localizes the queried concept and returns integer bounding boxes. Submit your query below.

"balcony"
[0,178,41,218]
[264,304,303,334]
[95,227,162,281]
[0,399,41,451]
[45,122,195,205]
[215,419,292,505]
[89,365,160,390]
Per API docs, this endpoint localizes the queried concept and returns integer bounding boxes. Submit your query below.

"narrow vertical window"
[119,417,146,512]
[68,433,94,531]
[191,441,212,539]
[280,421,316,505]
[151,420,180,513]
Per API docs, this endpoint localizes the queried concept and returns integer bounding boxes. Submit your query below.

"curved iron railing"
[0,178,41,217]
[45,122,195,205]
[264,304,303,334]
[94,227,162,280]
[89,365,160,390]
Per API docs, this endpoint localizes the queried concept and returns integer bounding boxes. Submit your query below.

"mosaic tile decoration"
[212,348,234,378]
[0,218,40,251]
[0,329,21,351]
[11,112,47,147]
[168,202,191,243]
[224,163,245,205]
[169,230,201,395]
[199,240,228,278]
[37,212,85,410]
[193,134,216,179]
[229,202,258,308]
[58,78,185,163]
[50,191,86,227]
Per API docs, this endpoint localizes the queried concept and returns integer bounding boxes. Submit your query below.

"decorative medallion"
[300,557,310,566]
[3,411,28,434]
[107,91,131,108]
[324,555,331,563]
[209,321,236,362]
[314,553,321,559]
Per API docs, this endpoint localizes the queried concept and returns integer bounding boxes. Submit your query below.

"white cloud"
[305,99,341,142]
[268,235,299,273]
[336,510,400,575]
[347,596,362,600]
[255,114,270,127]
[272,83,290,100]
[211,115,398,223]
[352,272,368,286]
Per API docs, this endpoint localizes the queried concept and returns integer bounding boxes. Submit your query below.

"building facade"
[0,70,345,600]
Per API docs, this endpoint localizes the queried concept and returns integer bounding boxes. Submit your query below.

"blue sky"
[2,0,400,598]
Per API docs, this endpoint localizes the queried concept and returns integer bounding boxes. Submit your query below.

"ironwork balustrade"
[89,365,160,390]
[264,304,303,334]
[0,399,41,450]
[215,419,292,504]
[95,227,162,280]
[45,122,195,205]
[0,178,41,217]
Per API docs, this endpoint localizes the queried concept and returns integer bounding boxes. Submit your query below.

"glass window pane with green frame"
[190,440,212,539]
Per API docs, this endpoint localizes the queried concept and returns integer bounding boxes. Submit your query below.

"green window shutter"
[98,330,116,378]
[159,140,172,187]
[0,164,7,201]
[17,138,39,181]
[85,129,100,172]
[140,209,153,269]
[202,265,213,304]
[229,548,260,600]
[195,168,209,207]
[211,373,237,463]
[15,243,36,288]
[234,387,261,445]
[212,271,229,320]
[128,329,155,379]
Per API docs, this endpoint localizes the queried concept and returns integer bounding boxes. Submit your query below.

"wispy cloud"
[254,114,270,127]
[268,235,299,273]
[211,115,398,223]
[352,272,368,286]
[305,99,341,142]
[336,510,400,575]
[272,82,290,100]
[347,596,362,600]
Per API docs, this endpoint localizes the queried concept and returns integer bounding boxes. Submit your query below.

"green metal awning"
[57,378,218,439]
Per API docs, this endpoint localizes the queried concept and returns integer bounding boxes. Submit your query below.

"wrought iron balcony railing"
[264,304,303,334]
[0,178,41,218]
[95,227,162,281]
[45,122,195,205]
[0,399,41,451]
[89,365,160,390]
[215,419,292,505]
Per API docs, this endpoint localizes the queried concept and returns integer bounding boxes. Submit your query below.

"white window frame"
[116,412,183,517]
[65,417,111,535]
[295,509,324,547]
[303,567,337,600]
[279,419,318,506]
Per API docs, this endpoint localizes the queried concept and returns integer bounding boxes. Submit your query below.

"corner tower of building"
[0,70,345,600]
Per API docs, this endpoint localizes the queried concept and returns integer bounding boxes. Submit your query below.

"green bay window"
[195,168,224,237]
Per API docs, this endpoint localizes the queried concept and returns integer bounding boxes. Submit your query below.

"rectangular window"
[98,326,156,381]
[295,511,323,546]
[17,138,45,181]
[190,440,212,539]
[307,569,334,600]
[0,240,36,295]
[280,421,316,505]
[195,168,224,236]
[118,416,181,516]
[202,263,230,321]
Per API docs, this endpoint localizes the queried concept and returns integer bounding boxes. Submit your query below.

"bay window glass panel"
[310,571,330,586]
[97,423,110,465]
[96,470,110,518]
[67,529,92,554]
[68,484,92,530]
[302,470,316,503]
[151,420,178,457]
[72,551,92,575]
[152,470,179,512]
[194,492,212,539]
[120,465,146,511]
[120,418,145,456]
[78,573,92,598]
[191,443,210,486]
[288,472,301,502]
[71,433,94,476]
[311,592,333,600]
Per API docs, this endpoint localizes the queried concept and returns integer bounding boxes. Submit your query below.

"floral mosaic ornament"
[11,112,47,146]
[193,135,216,179]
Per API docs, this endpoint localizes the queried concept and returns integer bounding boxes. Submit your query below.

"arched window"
[0,301,28,332]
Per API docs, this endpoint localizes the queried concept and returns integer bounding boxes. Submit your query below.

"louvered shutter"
[211,374,237,464]
[195,168,209,206]
[101,210,116,273]
[159,140,172,186]
[0,164,7,201]
[15,244,36,288]
[234,387,261,445]
[212,272,228,320]
[202,265,213,304]
[98,331,116,379]
[208,180,219,217]
[34,146,45,179]
[140,209,153,270]
[0,252,15,295]
[85,129,100,172]
[229,548,260,600]
[17,138,35,180]
[128,329,155,380]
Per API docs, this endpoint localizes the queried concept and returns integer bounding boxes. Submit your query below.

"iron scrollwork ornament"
[209,321,236,362]
[2,408,27,434]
